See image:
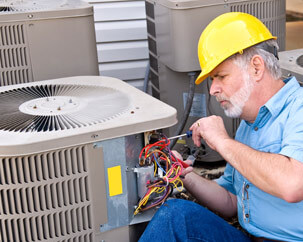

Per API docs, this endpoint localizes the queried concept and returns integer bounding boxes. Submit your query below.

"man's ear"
[250,55,265,81]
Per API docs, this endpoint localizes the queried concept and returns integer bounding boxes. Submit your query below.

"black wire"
[169,72,196,149]
[206,77,212,116]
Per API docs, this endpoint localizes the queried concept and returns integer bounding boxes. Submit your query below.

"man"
[139,12,303,241]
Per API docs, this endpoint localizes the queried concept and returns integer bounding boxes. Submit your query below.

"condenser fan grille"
[0,6,13,11]
[0,84,131,132]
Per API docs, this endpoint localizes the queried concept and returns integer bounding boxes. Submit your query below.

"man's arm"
[218,139,303,203]
[182,171,237,218]
[191,115,303,203]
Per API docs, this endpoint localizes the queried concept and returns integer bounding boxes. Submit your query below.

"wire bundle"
[134,135,185,215]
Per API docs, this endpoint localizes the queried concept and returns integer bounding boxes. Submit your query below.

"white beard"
[216,72,254,118]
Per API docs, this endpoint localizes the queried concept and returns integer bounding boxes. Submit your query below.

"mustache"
[216,95,229,102]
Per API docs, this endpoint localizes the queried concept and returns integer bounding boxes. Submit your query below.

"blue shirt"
[216,76,303,241]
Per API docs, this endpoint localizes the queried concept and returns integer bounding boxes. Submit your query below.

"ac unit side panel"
[0,76,177,156]
[0,143,107,242]
[96,136,136,233]
[154,3,227,72]
[85,143,108,235]
[27,15,99,81]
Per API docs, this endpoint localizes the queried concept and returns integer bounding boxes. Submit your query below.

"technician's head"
[196,12,282,118]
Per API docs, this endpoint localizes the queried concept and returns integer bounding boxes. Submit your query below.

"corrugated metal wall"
[86,0,149,90]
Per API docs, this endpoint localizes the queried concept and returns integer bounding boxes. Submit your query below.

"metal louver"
[0,84,131,132]
[230,0,286,50]
[0,145,97,242]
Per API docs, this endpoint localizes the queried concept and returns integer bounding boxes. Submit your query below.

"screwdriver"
[168,130,192,140]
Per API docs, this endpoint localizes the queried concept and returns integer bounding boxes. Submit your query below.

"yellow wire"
[156,187,165,193]
[134,187,158,215]
[134,148,184,216]
[173,178,184,192]
[153,160,157,176]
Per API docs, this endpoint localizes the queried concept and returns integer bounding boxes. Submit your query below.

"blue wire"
[153,154,166,175]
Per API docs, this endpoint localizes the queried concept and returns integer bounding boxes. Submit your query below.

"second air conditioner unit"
[0,0,99,86]
[146,0,286,161]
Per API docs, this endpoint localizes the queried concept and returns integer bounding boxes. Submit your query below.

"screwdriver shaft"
[168,131,192,140]
[168,133,187,140]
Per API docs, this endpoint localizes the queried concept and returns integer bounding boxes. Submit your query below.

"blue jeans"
[139,199,253,242]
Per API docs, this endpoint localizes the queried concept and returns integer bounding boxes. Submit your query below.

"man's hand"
[171,150,193,177]
[190,115,230,151]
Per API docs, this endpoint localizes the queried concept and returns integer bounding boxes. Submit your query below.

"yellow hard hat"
[195,12,276,85]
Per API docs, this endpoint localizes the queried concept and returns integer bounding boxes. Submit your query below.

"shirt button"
[245,214,249,218]
[254,127,258,131]
[245,184,249,189]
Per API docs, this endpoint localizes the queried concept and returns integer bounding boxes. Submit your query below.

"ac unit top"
[0,0,92,22]
[0,76,177,156]
[279,48,303,83]
[150,0,253,10]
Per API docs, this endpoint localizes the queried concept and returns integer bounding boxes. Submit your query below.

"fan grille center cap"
[19,96,86,115]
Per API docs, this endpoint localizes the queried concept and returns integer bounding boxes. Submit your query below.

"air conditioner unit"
[0,76,177,242]
[279,48,303,85]
[146,0,286,161]
[0,0,99,86]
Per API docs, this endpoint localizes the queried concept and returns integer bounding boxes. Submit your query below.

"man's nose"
[209,79,221,96]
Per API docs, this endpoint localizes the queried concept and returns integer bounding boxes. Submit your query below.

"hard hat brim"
[195,72,207,85]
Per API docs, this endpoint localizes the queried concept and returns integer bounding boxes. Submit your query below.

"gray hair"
[229,39,282,80]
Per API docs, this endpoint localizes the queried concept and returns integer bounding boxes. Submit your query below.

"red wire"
[139,138,170,159]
